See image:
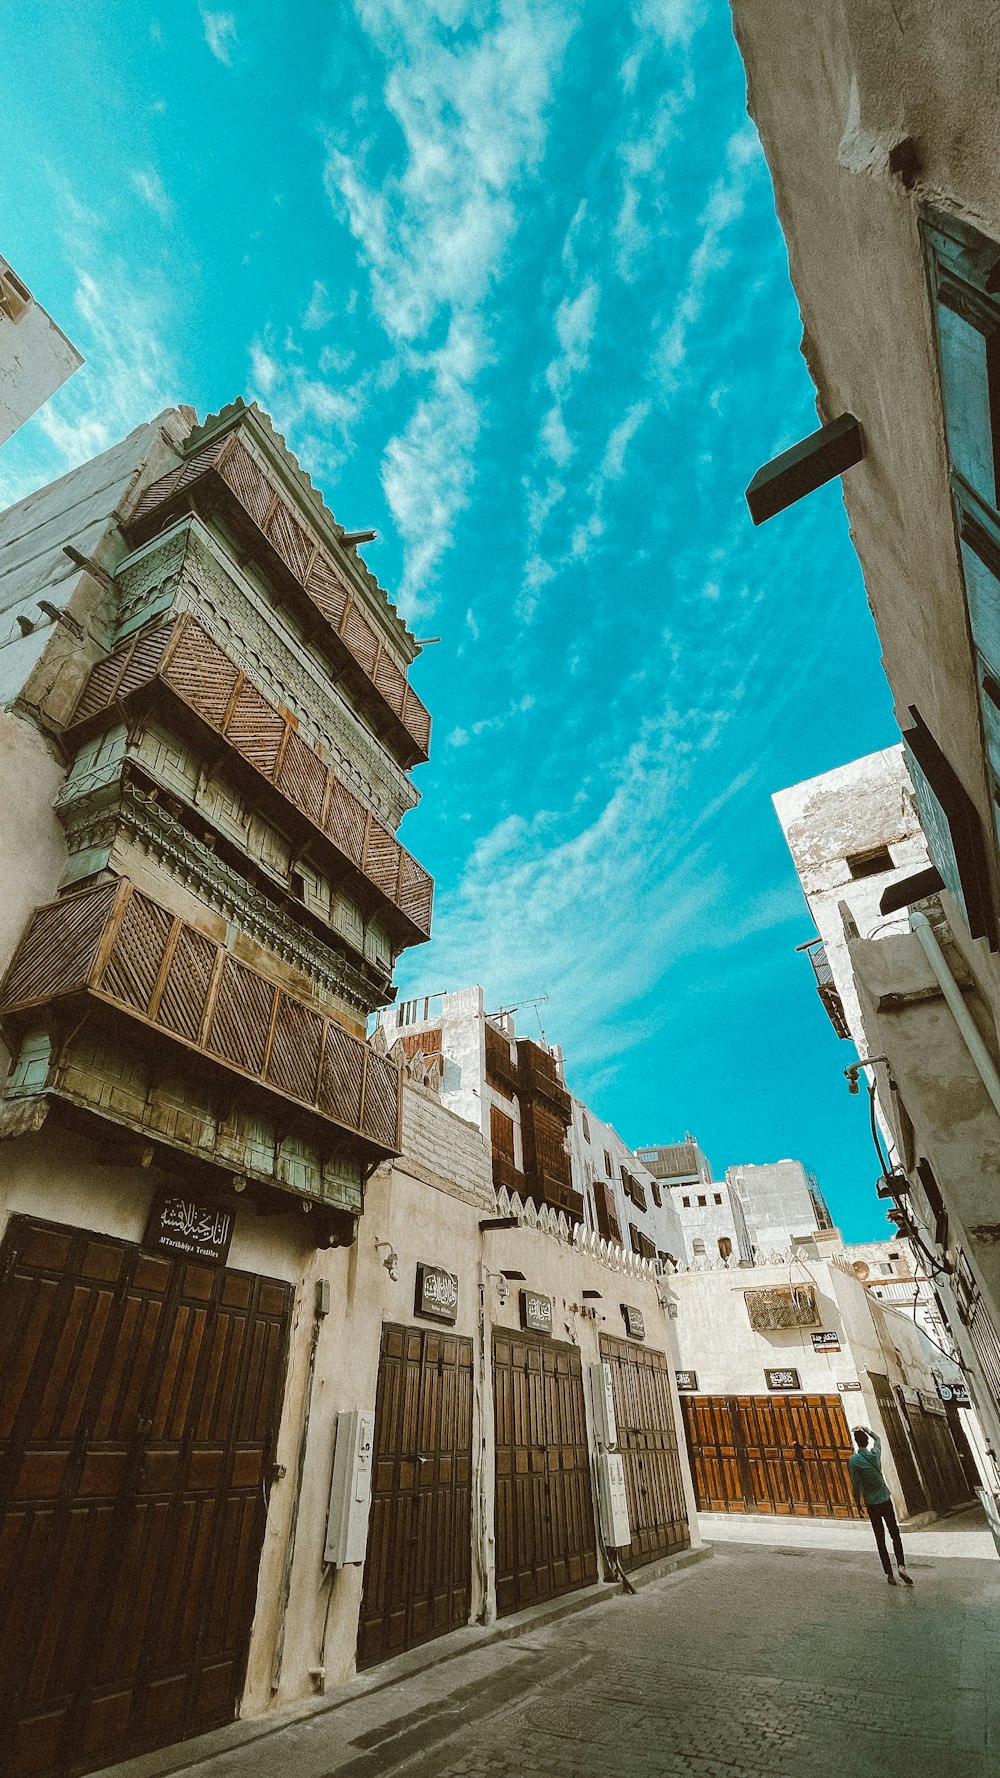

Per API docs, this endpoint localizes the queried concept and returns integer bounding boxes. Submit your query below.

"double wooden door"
[0,1215,291,1778]
[358,1324,473,1669]
[599,1335,690,1569]
[493,1330,597,1616]
[681,1393,863,1519]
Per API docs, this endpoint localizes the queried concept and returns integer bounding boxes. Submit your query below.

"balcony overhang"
[66,611,433,949]
[0,878,403,1170]
[124,419,430,768]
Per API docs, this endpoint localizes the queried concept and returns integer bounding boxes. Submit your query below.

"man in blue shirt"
[849,1427,913,1585]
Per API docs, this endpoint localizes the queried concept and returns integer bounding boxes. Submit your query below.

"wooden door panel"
[600,1337,690,1569]
[0,1215,291,1778]
[683,1392,863,1519]
[493,1330,597,1615]
[358,1323,473,1669]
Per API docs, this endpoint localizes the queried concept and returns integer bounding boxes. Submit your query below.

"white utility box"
[324,1409,375,1565]
[596,1450,631,1549]
[588,1360,618,1448]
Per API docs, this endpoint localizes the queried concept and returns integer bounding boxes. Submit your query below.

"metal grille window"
[744,1285,819,1331]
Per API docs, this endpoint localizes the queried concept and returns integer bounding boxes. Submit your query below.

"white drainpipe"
[909,909,1000,1122]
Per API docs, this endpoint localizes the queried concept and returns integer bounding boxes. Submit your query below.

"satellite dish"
[853,1261,870,1280]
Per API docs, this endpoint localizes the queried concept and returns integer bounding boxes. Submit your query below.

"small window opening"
[846,845,893,879]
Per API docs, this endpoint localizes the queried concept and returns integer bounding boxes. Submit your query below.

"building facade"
[732,0,1000,1493]
[0,252,82,444]
[725,1159,833,1261]
[671,1247,978,1521]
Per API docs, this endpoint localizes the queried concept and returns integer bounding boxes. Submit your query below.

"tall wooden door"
[358,1324,473,1669]
[493,1330,597,1616]
[681,1394,863,1518]
[598,1336,690,1569]
[866,1372,927,1516]
[0,1215,291,1778]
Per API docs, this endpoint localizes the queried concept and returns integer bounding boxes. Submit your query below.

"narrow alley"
[101,1511,999,1778]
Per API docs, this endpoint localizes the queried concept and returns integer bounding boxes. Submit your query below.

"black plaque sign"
[811,1330,841,1353]
[520,1290,553,1334]
[675,1370,698,1392]
[765,1367,800,1391]
[621,1303,645,1340]
[144,1191,235,1265]
[415,1262,459,1325]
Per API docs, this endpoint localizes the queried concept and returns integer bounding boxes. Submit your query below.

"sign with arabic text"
[144,1191,235,1266]
[765,1367,800,1391]
[520,1290,553,1334]
[939,1380,971,1408]
[621,1304,646,1340]
[415,1262,459,1325]
[838,1381,863,1393]
[811,1330,841,1353]
[675,1370,699,1392]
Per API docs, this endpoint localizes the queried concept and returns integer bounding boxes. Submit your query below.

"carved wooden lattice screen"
[0,879,402,1151]
[69,612,433,940]
[128,428,431,760]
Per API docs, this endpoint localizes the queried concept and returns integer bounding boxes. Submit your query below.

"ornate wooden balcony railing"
[126,426,431,766]
[516,1040,572,1117]
[69,611,433,946]
[0,878,402,1157]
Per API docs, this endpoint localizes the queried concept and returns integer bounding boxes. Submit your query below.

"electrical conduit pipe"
[909,910,1000,1120]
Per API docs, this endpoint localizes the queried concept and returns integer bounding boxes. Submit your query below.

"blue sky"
[0,1,899,1237]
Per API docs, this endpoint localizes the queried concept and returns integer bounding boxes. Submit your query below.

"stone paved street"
[105,1509,1000,1778]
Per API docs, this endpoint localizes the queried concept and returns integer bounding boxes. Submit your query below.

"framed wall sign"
[621,1304,645,1340]
[520,1290,553,1335]
[939,1380,971,1408]
[143,1191,235,1266]
[765,1367,800,1391]
[811,1330,841,1353]
[414,1262,459,1325]
[838,1381,863,1393]
[675,1370,699,1392]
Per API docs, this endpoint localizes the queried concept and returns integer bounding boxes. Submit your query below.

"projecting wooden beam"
[745,412,863,525]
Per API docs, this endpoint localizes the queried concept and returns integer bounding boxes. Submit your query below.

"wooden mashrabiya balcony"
[126,425,431,768]
[69,610,433,947]
[0,877,402,1159]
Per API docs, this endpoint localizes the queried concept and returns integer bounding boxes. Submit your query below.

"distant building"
[568,1098,684,1263]
[636,1136,713,1188]
[0,253,82,444]
[726,1159,833,1261]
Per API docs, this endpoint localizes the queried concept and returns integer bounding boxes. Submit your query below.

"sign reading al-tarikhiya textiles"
[144,1191,235,1265]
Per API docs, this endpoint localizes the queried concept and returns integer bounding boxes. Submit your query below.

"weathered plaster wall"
[0,266,82,446]
[773,747,930,1044]
[731,0,1000,1031]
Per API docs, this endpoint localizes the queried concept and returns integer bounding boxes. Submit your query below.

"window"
[846,845,893,879]
[713,1192,722,1205]
[718,1237,733,1260]
[692,1238,706,1256]
[921,208,1000,944]
[682,1196,691,1208]
[697,1194,707,1207]
[651,1182,662,1207]
[581,1111,590,1141]
[604,1149,613,1178]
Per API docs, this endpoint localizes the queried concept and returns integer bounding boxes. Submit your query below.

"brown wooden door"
[492,1330,597,1616]
[598,1336,690,1570]
[680,1395,750,1511]
[866,1371,927,1516]
[899,1393,974,1514]
[0,1215,291,1778]
[681,1394,863,1518]
[358,1324,473,1669]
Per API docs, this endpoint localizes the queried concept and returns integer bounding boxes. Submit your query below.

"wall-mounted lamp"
[844,1057,892,1094]
[482,1267,510,1306]
[375,1239,399,1282]
[582,1289,602,1300]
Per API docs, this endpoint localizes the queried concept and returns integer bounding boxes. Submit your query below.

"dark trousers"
[867,1499,904,1573]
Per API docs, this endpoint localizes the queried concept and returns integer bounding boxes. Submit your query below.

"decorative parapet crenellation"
[494,1184,663,1281]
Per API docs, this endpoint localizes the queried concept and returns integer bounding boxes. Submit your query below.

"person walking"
[849,1426,913,1585]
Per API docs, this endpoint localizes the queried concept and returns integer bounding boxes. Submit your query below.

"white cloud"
[130,166,173,223]
[654,127,759,391]
[201,9,237,64]
[324,0,577,614]
[247,336,364,479]
[303,280,334,331]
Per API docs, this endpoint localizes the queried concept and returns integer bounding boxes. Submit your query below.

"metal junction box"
[588,1360,618,1448]
[324,1409,375,1566]
[596,1450,631,1549]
